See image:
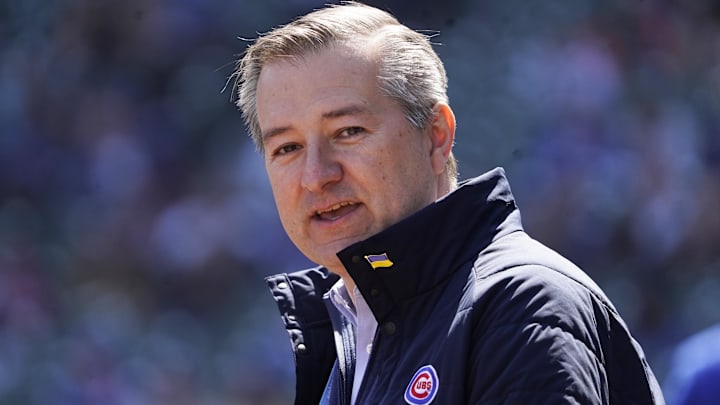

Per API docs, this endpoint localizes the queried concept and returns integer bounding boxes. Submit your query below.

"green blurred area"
[1,0,719,403]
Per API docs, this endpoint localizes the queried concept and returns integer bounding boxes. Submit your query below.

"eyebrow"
[321,104,370,120]
[261,104,371,141]
[261,125,291,141]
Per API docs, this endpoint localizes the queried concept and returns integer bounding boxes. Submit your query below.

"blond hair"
[232,1,457,181]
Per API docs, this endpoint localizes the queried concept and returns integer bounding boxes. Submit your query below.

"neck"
[439,173,457,197]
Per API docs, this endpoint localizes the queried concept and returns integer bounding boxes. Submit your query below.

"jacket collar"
[335,167,523,322]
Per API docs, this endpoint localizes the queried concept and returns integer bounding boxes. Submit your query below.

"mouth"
[313,201,360,221]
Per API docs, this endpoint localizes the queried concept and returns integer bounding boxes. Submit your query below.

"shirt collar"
[327,279,379,326]
[327,279,357,325]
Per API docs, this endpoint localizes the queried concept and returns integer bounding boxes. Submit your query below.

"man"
[232,2,664,404]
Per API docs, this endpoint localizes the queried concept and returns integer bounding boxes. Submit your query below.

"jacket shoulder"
[463,231,663,403]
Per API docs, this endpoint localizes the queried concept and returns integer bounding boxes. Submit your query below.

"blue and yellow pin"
[364,253,394,269]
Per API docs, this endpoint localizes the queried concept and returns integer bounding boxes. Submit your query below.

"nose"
[301,142,342,193]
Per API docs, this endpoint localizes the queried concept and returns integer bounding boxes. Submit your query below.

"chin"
[306,233,371,267]
[310,247,351,271]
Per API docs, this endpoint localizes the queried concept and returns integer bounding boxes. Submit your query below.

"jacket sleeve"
[466,266,609,404]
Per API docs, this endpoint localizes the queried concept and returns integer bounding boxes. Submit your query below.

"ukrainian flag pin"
[364,253,394,269]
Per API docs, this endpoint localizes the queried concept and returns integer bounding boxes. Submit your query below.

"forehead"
[255,44,388,124]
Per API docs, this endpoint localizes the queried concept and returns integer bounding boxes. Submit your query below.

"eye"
[271,143,302,157]
[339,126,365,138]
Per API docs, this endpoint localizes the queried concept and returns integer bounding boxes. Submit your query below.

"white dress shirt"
[328,280,378,405]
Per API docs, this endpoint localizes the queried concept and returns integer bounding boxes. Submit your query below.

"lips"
[314,201,359,221]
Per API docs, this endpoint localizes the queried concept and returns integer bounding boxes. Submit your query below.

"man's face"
[255,44,443,275]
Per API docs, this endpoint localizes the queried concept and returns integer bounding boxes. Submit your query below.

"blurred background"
[1,0,719,403]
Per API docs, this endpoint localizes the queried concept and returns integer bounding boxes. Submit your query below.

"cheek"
[274,197,303,243]
[268,176,294,216]
[267,170,305,229]
[268,178,284,204]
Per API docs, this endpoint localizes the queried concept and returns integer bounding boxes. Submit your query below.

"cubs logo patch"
[404,365,439,404]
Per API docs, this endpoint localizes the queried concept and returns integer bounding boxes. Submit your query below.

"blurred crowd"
[1,0,719,403]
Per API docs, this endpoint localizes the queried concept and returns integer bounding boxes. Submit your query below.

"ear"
[428,102,456,176]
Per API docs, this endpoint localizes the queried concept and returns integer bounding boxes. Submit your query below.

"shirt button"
[383,322,397,335]
[366,344,373,354]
